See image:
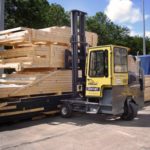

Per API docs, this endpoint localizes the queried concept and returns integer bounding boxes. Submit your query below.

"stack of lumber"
[144,75,150,102]
[0,45,68,71]
[0,70,72,98]
[0,26,98,71]
[0,26,98,119]
[0,70,72,119]
[0,26,97,98]
[0,26,98,47]
[0,26,98,98]
[40,26,98,47]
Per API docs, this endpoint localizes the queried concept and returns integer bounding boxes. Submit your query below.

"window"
[89,50,108,77]
[114,47,128,73]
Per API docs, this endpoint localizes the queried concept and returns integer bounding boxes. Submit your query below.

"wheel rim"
[61,107,68,115]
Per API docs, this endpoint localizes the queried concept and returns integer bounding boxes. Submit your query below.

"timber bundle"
[0,26,98,99]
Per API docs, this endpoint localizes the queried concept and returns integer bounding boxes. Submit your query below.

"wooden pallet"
[0,44,69,71]
[0,70,72,99]
[0,26,98,47]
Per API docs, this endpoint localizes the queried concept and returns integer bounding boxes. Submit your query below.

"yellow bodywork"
[86,45,129,97]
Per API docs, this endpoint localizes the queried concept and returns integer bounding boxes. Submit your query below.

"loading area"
[0,103,149,150]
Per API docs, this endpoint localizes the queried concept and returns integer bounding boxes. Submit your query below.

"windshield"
[114,47,128,73]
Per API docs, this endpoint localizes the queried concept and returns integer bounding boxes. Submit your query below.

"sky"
[48,0,150,38]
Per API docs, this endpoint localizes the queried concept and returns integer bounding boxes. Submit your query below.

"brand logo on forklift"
[86,87,100,91]
[88,79,98,85]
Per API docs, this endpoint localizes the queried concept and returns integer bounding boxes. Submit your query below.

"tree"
[5,0,50,29]
[86,12,129,46]
[48,3,70,26]
[146,38,150,54]
[86,12,150,55]
[5,1,70,29]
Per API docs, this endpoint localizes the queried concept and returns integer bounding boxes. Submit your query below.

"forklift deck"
[61,98,112,115]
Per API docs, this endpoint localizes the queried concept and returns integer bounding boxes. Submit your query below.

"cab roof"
[87,45,130,51]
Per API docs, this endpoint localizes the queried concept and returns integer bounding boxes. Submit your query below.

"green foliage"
[146,38,150,54]
[86,12,130,46]
[126,36,143,55]
[118,36,150,55]
[86,12,150,55]
[5,0,70,29]
[5,0,50,29]
[48,3,70,26]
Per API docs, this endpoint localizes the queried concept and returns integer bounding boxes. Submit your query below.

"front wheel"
[121,100,138,121]
[60,103,72,118]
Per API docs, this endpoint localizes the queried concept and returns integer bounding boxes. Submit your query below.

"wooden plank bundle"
[144,75,150,102]
[0,44,69,71]
[40,26,98,47]
[0,26,98,100]
[0,26,98,47]
[0,69,72,118]
[0,70,72,98]
[128,55,150,102]
[0,26,98,119]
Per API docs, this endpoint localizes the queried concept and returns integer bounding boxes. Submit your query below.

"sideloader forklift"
[0,10,144,123]
[60,10,144,120]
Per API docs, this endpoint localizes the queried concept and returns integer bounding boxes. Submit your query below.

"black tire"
[60,103,72,118]
[121,101,138,121]
[130,102,138,118]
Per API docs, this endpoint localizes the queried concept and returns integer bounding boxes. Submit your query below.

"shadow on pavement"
[0,103,150,132]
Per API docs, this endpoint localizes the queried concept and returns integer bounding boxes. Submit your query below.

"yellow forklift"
[60,10,144,120]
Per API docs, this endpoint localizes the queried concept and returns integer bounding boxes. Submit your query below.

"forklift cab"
[85,45,143,117]
[86,45,128,97]
[61,44,144,120]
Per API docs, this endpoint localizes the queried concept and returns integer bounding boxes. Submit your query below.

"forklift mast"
[71,10,87,98]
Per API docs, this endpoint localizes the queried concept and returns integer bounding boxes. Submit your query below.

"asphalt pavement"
[0,103,150,150]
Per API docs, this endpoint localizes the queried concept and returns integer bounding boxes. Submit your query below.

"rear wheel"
[121,100,138,121]
[60,103,72,118]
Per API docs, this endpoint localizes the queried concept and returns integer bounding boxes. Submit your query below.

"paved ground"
[0,103,150,150]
